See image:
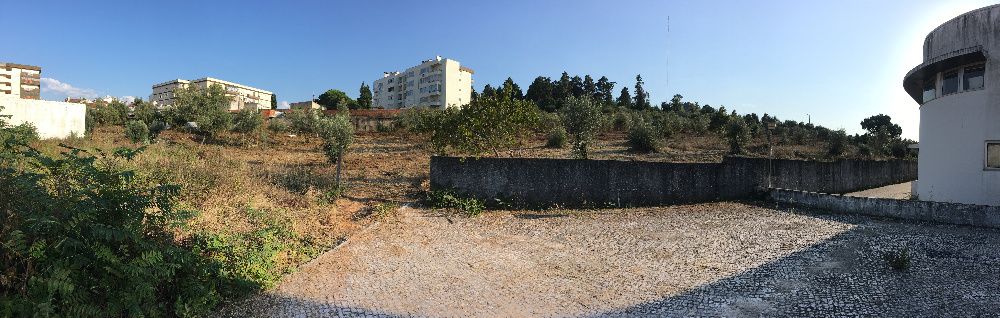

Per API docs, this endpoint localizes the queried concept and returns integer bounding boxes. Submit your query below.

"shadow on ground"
[594,203,1000,317]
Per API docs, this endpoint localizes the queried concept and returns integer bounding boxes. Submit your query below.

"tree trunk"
[335,155,343,188]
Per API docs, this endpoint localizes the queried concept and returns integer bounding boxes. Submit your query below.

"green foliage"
[317,115,355,164]
[267,118,290,133]
[314,89,355,111]
[627,120,658,153]
[0,144,230,317]
[883,248,911,272]
[828,129,848,157]
[357,83,373,109]
[632,74,650,110]
[90,100,130,126]
[370,202,400,220]
[546,127,567,148]
[164,85,234,141]
[560,96,604,159]
[405,94,540,157]
[285,108,321,135]
[231,107,263,134]
[427,189,485,217]
[132,100,158,126]
[616,87,633,109]
[0,109,38,160]
[725,117,752,154]
[125,120,150,144]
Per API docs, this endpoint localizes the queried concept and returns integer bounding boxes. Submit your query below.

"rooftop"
[0,63,41,71]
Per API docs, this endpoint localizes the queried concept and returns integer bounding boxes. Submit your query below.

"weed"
[427,189,485,217]
[883,248,911,272]
[546,127,567,148]
[370,202,400,220]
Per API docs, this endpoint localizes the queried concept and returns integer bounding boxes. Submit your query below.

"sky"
[1,0,996,140]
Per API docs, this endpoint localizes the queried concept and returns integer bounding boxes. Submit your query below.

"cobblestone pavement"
[221,202,1000,317]
[846,182,913,199]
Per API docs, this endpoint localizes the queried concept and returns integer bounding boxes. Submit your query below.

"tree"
[725,117,751,154]
[165,85,233,143]
[669,94,683,112]
[861,114,903,156]
[583,75,597,100]
[595,76,615,105]
[570,75,585,98]
[526,76,557,111]
[125,120,150,144]
[271,94,277,109]
[317,115,355,188]
[481,84,497,99]
[452,93,540,157]
[632,74,650,110]
[357,82,373,109]
[315,89,355,110]
[499,77,524,100]
[616,87,633,109]
[555,72,572,101]
[560,96,604,159]
[470,87,480,103]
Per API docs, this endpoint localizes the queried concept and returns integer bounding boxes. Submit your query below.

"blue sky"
[2,0,996,139]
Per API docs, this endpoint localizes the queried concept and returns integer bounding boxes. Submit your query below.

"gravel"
[220,201,1000,317]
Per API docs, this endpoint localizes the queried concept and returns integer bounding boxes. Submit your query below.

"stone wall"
[430,156,917,208]
[0,96,86,139]
[770,188,1000,229]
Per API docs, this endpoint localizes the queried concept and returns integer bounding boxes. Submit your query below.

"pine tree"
[570,75,585,98]
[358,82,373,109]
[482,84,497,99]
[616,87,633,109]
[271,94,277,109]
[583,75,596,100]
[556,72,572,101]
[501,77,524,100]
[596,76,615,105]
[526,76,557,111]
[632,74,650,110]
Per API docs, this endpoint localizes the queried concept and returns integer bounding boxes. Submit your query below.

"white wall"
[0,96,86,139]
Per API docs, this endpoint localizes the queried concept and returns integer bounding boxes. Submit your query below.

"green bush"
[725,117,751,154]
[125,120,150,144]
[231,108,263,134]
[545,127,567,148]
[163,85,233,142]
[427,189,484,217]
[285,108,321,135]
[828,129,848,157]
[90,100,129,126]
[0,144,229,317]
[560,96,604,159]
[403,95,539,157]
[317,115,355,186]
[267,118,290,133]
[627,121,658,153]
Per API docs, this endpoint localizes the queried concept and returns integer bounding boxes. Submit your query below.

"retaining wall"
[430,156,917,208]
[770,188,1000,229]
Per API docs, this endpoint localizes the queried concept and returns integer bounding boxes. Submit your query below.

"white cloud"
[40,78,99,99]
[278,101,290,109]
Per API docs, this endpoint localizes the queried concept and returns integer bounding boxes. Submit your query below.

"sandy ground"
[846,182,912,199]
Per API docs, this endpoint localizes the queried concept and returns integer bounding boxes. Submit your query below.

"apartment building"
[149,77,273,111]
[0,63,41,100]
[289,100,323,110]
[373,56,474,109]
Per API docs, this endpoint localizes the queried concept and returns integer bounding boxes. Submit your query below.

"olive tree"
[317,115,354,187]
[164,85,233,143]
[559,96,604,159]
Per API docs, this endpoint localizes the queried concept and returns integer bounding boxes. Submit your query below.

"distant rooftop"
[0,62,41,71]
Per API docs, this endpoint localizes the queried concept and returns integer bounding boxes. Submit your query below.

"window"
[964,64,985,91]
[988,142,1000,169]
[942,70,959,95]
[922,77,936,103]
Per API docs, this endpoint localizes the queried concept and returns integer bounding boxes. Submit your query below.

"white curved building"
[903,4,1000,205]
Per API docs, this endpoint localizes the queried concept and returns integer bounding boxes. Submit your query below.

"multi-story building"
[289,100,323,110]
[0,63,41,100]
[373,56,474,109]
[149,77,273,111]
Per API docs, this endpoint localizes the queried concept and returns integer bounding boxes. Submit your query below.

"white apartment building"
[373,56,473,109]
[0,63,41,100]
[149,77,273,111]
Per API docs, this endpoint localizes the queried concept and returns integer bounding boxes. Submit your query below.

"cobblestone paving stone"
[220,202,1000,317]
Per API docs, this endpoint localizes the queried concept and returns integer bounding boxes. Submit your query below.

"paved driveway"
[223,202,1000,317]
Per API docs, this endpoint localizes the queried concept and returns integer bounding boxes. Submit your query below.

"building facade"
[373,56,473,109]
[289,100,322,110]
[903,4,1000,205]
[150,77,273,111]
[0,63,41,100]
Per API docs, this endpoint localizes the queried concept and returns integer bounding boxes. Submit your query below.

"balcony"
[20,78,39,86]
[20,72,39,79]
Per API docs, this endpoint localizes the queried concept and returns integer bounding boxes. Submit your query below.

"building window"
[942,70,959,95]
[964,64,985,91]
[988,142,1000,169]
[922,77,936,103]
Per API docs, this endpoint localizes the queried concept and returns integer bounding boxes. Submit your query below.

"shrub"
[612,111,632,132]
[89,100,129,126]
[725,117,751,154]
[627,121,658,153]
[285,108,321,135]
[163,85,233,142]
[828,129,848,157]
[449,95,540,156]
[883,248,911,272]
[427,189,485,217]
[545,127,567,148]
[267,118,290,133]
[0,145,229,317]
[132,100,158,126]
[560,96,604,159]
[231,107,263,134]
[125,120,150,144]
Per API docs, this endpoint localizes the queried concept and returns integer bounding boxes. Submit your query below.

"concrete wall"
[430,156,917,208]
[770,188,1000,229]
[0,96,86,139]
